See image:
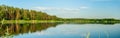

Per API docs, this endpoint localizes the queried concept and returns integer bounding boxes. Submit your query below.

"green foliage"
[60,18,120,24]
[0,5,120,24]
[0,5,58,20]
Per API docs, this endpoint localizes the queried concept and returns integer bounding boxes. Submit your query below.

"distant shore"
[0,20,63,24]
[0,20,120,24]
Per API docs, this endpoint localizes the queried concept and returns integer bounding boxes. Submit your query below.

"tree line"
[0,5,58,20]
[0,5,120,24]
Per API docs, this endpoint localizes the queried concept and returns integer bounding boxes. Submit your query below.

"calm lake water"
[0,23,120,38]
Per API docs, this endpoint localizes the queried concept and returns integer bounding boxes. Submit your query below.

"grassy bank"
[0,20,63,24]
[0,20,120,24]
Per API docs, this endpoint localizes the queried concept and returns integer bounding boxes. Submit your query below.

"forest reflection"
[0,23,59,37]
[0,22,118,37]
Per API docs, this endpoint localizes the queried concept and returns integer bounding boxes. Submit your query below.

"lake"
[0,23,120,38]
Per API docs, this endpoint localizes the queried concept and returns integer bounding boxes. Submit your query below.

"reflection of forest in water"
[0,23,58,37]
[0,22,118,37]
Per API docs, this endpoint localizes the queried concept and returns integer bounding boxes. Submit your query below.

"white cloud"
[32,6,89,11]
[31,6,89,15]
[32,7,81,11]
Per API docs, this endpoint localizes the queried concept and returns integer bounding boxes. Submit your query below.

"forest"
[0,5,120,24]
[0,5,58,20]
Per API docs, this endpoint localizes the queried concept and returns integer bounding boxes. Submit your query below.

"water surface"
[0,23,120,38]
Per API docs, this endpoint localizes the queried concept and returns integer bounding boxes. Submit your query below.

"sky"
[0,0,120,19]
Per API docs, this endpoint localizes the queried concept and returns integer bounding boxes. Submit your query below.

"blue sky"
[0,0,120,19]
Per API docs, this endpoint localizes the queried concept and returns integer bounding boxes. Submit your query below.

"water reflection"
[0,23,120,38]
[0,23,58,37]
